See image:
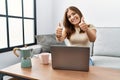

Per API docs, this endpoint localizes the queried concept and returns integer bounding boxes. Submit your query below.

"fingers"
[79,16,85,26]
[79,17,89,32]
[56,22,63,38]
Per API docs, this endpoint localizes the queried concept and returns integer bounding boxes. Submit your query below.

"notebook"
[50,45,90,71]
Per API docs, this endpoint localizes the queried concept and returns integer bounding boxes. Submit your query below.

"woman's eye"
[67,13,76,19]
[72,13,76,15]
[67,15,71,19]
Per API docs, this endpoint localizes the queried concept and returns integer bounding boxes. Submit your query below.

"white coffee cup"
[40,53,50,65]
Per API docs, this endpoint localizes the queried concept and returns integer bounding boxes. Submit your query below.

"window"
[0,0,36,52]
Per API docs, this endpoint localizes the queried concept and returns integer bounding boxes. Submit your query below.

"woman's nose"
[71,15,74,19]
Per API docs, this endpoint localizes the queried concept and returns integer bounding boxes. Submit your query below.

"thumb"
[81,16,85,23]
[59,22,62,27]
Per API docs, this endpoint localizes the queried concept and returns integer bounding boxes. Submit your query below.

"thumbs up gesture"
[56,22,63,38]
[79,17,89,32]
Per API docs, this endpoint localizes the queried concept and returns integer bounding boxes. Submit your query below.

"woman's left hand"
[79,17,89,32]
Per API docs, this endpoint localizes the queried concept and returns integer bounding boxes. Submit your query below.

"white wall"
[0,51,20,69]
[36,0,54,34]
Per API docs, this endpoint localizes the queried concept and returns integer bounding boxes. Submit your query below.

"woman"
[56,6,97,65]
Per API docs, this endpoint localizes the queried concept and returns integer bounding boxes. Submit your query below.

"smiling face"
[63,6,83,39]
[67,9,81,26]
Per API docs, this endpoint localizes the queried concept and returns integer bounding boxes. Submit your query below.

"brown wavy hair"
[63,6,83,39]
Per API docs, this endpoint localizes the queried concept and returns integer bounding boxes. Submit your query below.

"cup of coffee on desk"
[40,53,50,65]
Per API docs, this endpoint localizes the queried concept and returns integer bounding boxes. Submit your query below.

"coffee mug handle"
[13,48,20,57]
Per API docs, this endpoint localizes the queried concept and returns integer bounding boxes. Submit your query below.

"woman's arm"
[86,28,96,42]
[79,19,97,42]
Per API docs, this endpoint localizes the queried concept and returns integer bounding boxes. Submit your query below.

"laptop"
[50,45,90,71]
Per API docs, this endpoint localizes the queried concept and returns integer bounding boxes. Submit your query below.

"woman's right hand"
[56,23,63,38]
